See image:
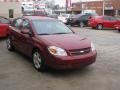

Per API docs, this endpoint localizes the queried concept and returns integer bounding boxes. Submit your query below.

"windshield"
[32,20,73,35]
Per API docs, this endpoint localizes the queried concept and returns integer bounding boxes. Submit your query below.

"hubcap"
[6,38,11,49]
[80,22,84,27]
[33,52,42,69]
[98,25,103,30]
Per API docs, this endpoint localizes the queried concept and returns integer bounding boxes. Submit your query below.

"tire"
[79,22,84,27]
[70,24,74,27]
[92,27,95,29]
[118,29,120,33]
[32,50,45,72]
[6,36,14,51]
[97,24,103,30]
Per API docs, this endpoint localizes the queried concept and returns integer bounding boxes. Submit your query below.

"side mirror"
[21,29,32,37]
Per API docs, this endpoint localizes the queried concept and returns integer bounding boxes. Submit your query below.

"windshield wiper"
[52,33,70,35]
[38,32,72,35]
[38,33,51,35]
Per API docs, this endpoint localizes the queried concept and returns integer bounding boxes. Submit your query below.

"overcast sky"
[54,0,102,6]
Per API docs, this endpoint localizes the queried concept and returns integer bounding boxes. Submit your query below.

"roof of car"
[23,16,56,21]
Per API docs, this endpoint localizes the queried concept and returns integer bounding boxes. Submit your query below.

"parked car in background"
[33,10,48,16]
[88,16,120,30]
[6,16,97,71]
[23,9,48,16]
[21,2,34,13]
[0,16,10,38]
[58,14,70,24]
[47,14,58,19]
[68,13,97,27]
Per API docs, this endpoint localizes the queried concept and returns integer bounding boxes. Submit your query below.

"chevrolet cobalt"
[6,16,97,72]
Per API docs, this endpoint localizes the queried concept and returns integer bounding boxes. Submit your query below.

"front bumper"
[45,51,97,69]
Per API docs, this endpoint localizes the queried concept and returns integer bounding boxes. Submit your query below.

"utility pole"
[103,0,105,15]
[66,0,68,13]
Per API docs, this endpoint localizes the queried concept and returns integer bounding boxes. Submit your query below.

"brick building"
[68,0,120,16]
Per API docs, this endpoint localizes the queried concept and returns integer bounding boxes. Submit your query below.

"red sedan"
[6,16,97,72]
[0,16,10,38]
[88,16,120,30]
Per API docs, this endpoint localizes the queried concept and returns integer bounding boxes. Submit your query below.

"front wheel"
[6,36,14,51]
[32,50,45,72]
[70,23,74,27]
[97,24,103,30]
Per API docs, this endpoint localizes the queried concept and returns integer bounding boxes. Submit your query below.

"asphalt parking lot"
[0,27,120,90]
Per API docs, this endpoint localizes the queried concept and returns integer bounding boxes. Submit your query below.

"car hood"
[38,34,91,50]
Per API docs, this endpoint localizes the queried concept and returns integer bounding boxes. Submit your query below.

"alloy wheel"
[6,37,14,51]
[33,51,42,69]
[97,24,103,30]
[79,22,84,27]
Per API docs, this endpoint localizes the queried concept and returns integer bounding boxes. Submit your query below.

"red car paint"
[7,16,97,69]
[0,24,9,37]
[0,16,10,38]
[88,16,120,29]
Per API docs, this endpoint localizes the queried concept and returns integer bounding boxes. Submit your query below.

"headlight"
[91,42,96,51]
[48,46,67,56]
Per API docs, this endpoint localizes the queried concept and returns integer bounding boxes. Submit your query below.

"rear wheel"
[32,50,46,72]
[6,36,14,51]
[97,24,103,30]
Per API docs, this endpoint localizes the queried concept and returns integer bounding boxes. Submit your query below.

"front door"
[10,18,23,50]
[19,19,34,56]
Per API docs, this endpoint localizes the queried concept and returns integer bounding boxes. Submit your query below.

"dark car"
[0,16,10,38]
[88,16,120,30]
[68,13,97,27]
[6,16,97,72]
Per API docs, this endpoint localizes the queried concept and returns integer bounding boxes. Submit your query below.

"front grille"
[69,47,91,56]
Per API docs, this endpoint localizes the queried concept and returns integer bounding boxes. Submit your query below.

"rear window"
[0,17,10,24]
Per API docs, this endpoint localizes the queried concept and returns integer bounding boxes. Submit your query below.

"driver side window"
[22,19,30,29]
[13,18,23,29]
